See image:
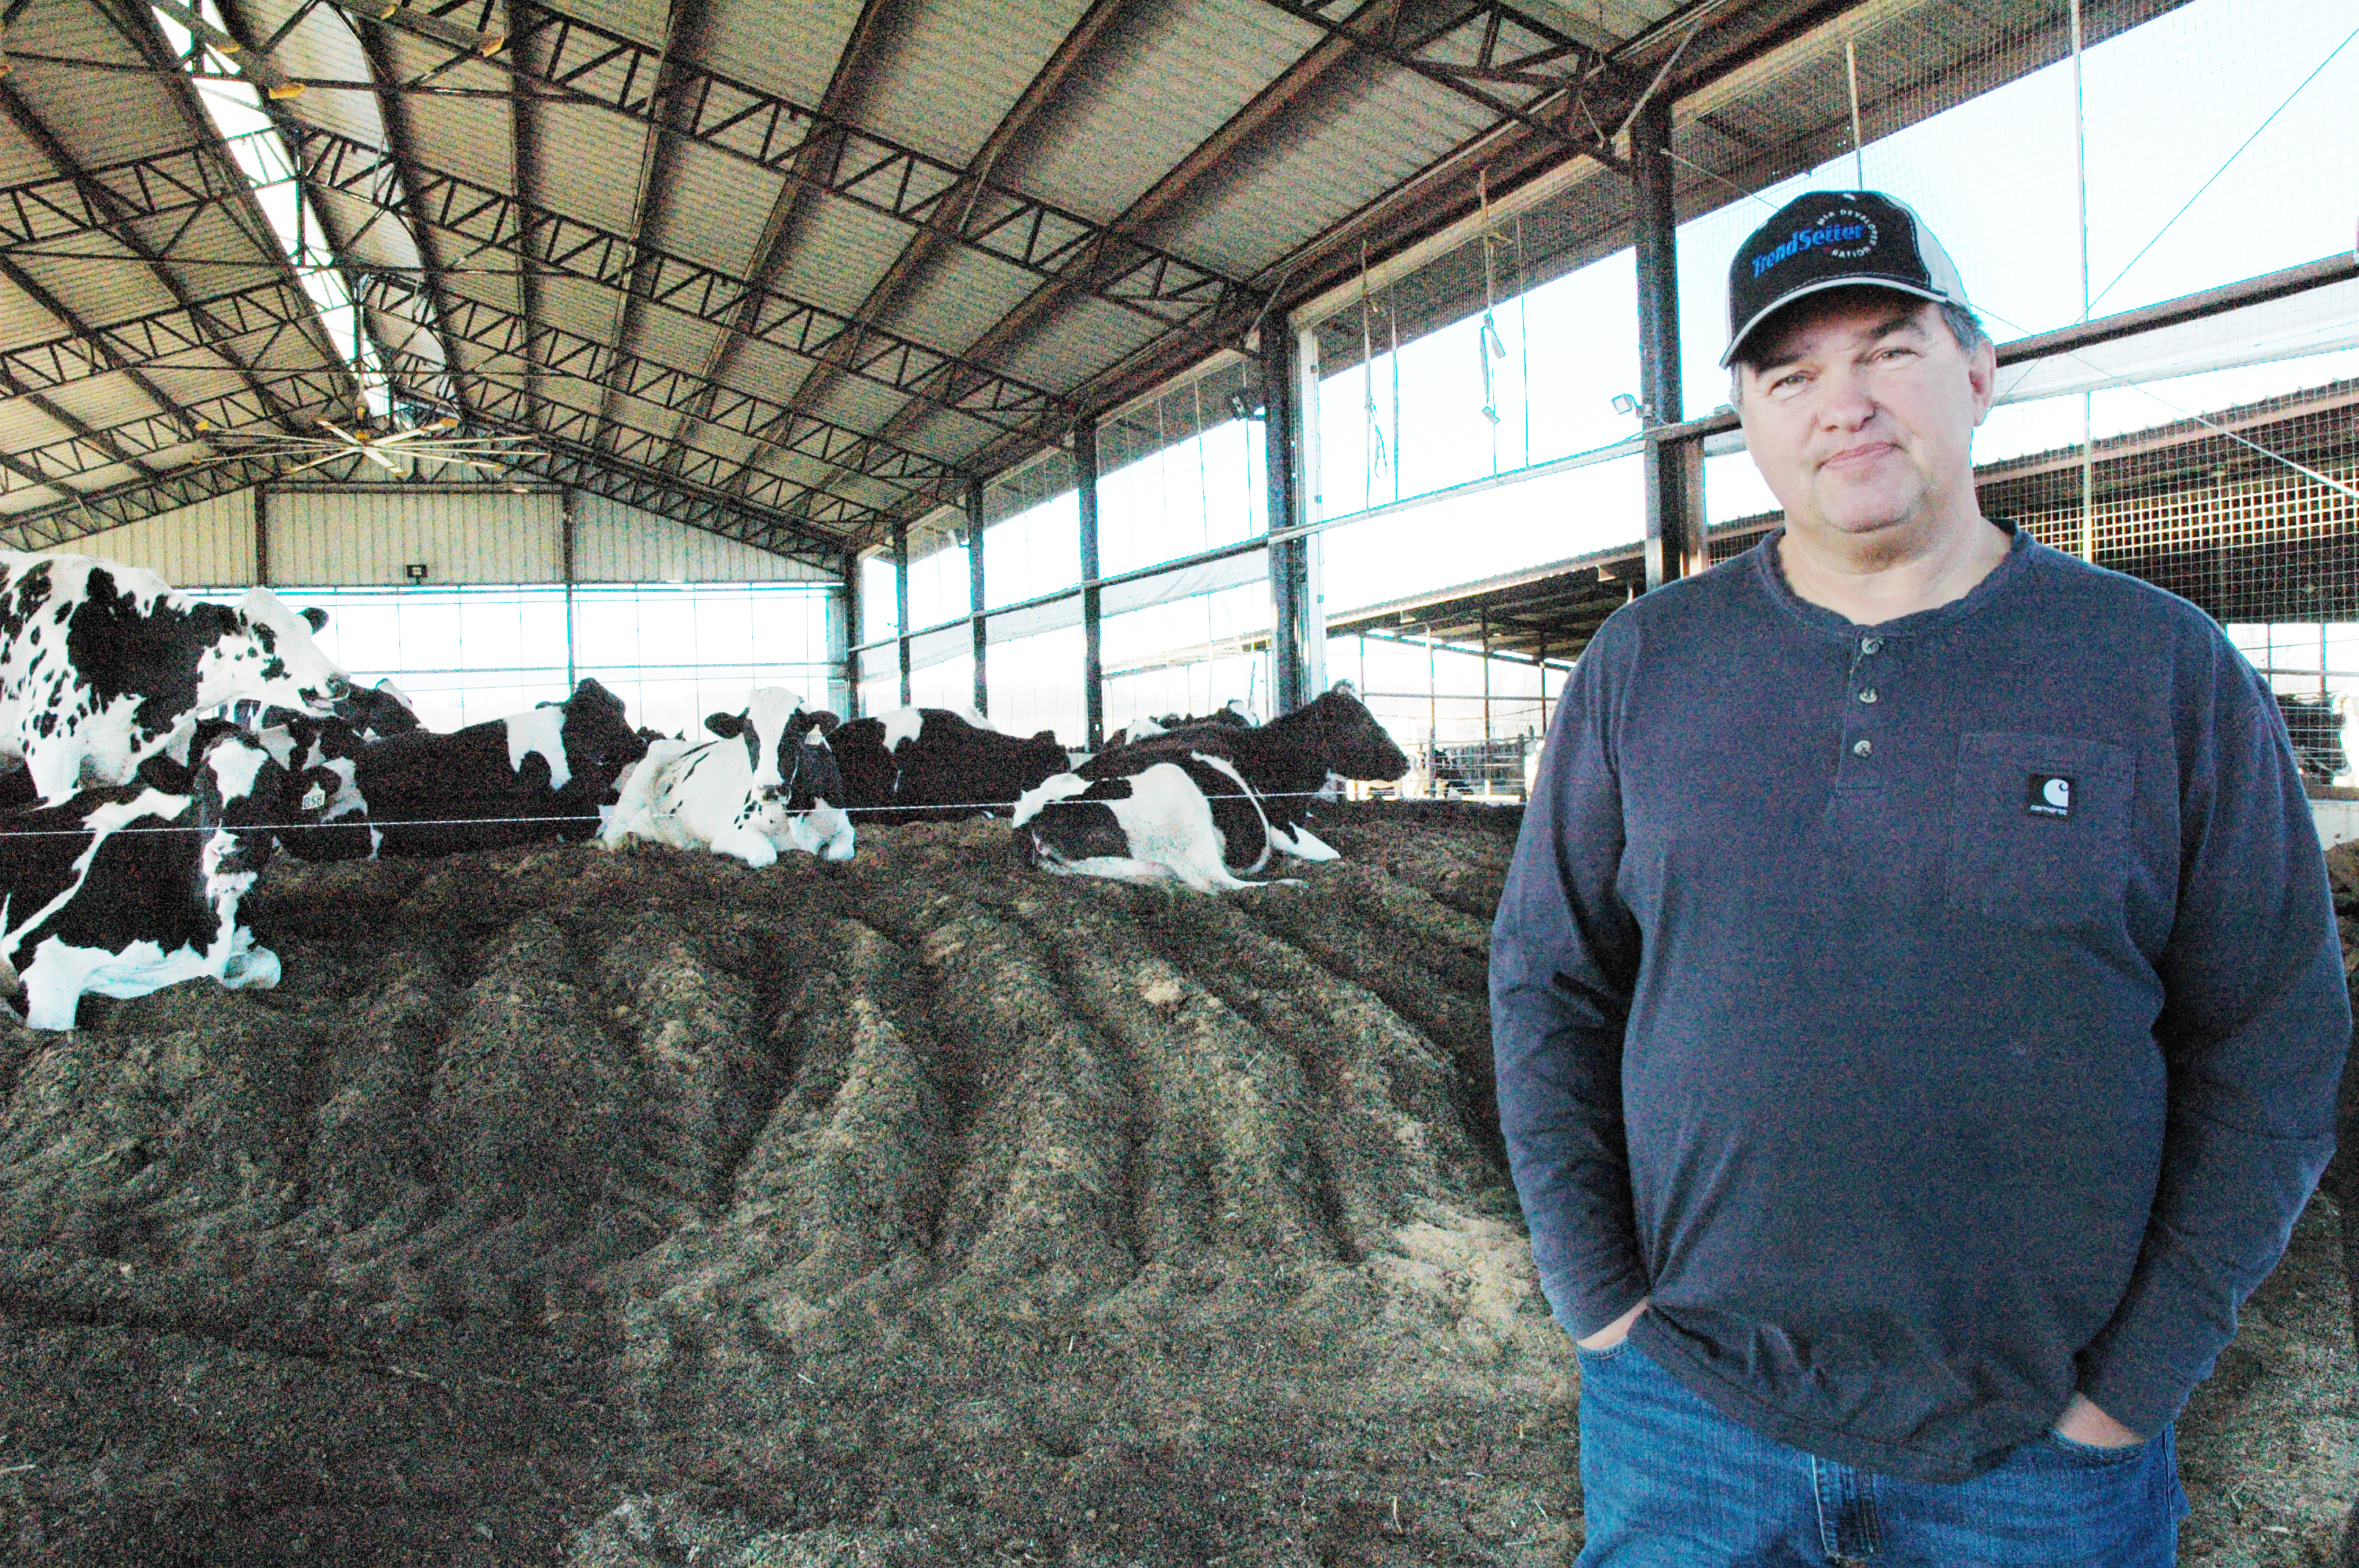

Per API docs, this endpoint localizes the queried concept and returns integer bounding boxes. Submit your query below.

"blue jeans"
[1573,1339,2190,1566]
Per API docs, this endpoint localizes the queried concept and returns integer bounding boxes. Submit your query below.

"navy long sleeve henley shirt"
[1490,524,2350,1485]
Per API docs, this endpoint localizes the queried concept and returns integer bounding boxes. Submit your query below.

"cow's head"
[190,730,287,881]
[221,588,355,715]
[547,677,647,801]
[704,688,826,802]
[1012,729,1068,793]
[335,677,420,739]
[1298,681,1410,781]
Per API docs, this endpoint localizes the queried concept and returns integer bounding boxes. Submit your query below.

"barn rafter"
[656,0,913,490]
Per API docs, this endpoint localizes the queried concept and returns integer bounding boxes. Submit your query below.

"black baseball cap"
[1722,191,1971,367]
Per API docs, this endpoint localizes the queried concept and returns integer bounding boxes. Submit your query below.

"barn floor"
[0,806,2346,1566]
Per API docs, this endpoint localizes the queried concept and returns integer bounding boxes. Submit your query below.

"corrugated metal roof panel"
[533,276,626,346]
[242,0,376,84]
[529,0,674,51]
[1157,72,1497,276]
[994,298,1161,391]
[148,366,267,414]
[882,248,1046,361]
[12,74,207,174]
[524,100,658,236]
[0,278,69,343]
[0,399,73,452]
[758,193,914,320]
[857,0,1096,169]
[398,90,522,197]
[649,141,789,278]
[699,0,865,108]
[1006,0,1314,224]
[35,375,168,430]
[8,252,184,330]
[279,84,389,151]
[627,310,728,379]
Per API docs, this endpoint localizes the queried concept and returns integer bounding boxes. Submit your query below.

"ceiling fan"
[186,412,546,480]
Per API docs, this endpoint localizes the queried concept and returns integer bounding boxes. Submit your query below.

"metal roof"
[0,0,2186,571]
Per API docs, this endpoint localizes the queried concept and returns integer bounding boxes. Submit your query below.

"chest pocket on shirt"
[1946,731,2134,934]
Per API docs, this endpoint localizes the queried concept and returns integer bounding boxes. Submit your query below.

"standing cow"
[0,553,354,803]
[831,707,1067,824]
[0,729,288,1029]
[602,688,853,866]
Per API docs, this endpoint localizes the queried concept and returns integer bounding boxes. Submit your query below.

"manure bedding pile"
[0,804,2342,1567]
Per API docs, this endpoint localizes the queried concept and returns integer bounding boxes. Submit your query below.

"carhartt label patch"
[2025,774,2074,818]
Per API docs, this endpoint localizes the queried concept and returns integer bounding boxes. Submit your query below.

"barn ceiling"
[0,0,2179,569]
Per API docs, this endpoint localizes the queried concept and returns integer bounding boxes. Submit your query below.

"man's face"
[1734,292,1997,544]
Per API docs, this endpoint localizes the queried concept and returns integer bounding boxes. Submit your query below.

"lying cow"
[0,552,355,802]
[1012,747,1281,893]
[313,677,646,858]
[0,729,285,1030]
[602,688,853,866]
[1084,682,1406,862]
[831,707,1067,824]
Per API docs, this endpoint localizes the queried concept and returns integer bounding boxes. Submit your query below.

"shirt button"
[1859,688,1878,703]
[1860,637,1884,654]
[1852,739,1873,757]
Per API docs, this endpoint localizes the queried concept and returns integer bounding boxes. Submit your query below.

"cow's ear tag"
[300,782,329,811]
[2024,773,2074,819]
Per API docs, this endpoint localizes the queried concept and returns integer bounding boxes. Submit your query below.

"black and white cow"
[1084,682,1406,863]
[831,707,1067,825]
[602,688,853,866]
[0,730,286,1030]
[329,677,647,858]
[1012,746,1281,892]
[0,553,355,803]
[1104,699,1255,749]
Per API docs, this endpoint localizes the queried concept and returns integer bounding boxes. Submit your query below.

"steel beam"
[892,517,911,707]
[1251,0,1623,163]
[0,369,350,497]
[463,0,1248,324]
[355,274,956,495]
[967,474,987,717]
[711,0,1140,510]
[663,0,913,485]
[1076,420,1103,750]
[583,0,712,462]
[0,451,304,550]
[0,123,1072,430]
[505,0,550,435]
[1264,328,1313,714]
[821,0,1383,518]
[1632,93,1701,590]
[837,553,861,718]
[0,277,333,400]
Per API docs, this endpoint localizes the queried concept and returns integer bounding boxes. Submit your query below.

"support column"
[1634,93,1704,590]
[1265,326,1324,713]
[1076,419,1103,750]
[833,552,860,720]
[561,489,576,692]
[892,520,912,708]
[966,476,987,718]
[253,487,270,586]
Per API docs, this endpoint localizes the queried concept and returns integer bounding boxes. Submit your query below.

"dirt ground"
[0,803,2345,1566]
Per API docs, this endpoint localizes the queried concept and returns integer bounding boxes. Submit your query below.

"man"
[1490,189,2349,1566]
